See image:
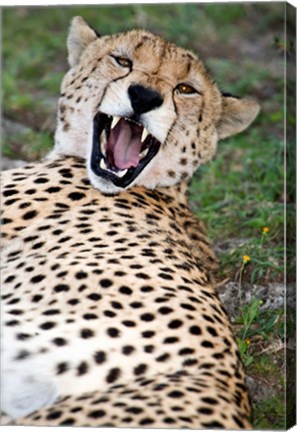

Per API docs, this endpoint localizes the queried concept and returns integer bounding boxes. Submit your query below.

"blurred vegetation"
[2,4,295,429]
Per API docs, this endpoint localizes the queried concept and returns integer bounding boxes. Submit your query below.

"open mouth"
[90,112,161,188]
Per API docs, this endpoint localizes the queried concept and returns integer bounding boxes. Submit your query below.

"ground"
[2,4,296,429]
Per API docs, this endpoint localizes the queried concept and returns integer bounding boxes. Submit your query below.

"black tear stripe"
[198,99,204,122]
[96,71,131,112]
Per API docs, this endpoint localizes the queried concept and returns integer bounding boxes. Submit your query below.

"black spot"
[42,309,60,316]
[168,390,184,398]
[75,271,88,279]
[46,411,62,420]
[158,306,173,314]
[68,298,79,305]
[135,272,150,280]
[32,241,45,250]
[40,322,56,330]
[207,326,218,337]
[16,333,31,341]
[81,328,94,339]
[126,407,143,414]
[94,351,106,364]
[140,285,154,292]
[122,320,136,327]
[107,327,120,337]
[56,362,69,374]
[134,364,147,375]
[119,286,132,295]
[88,409,106,419]
[168,319,183,329]
[181,303,196,311]
[163,337,179,344]
[3,188,19,197]
[158,273,173,280]
[100,279,113,288]
[111,301,123,309]
[139,418,154,425]
[52,337,67,346]
[4,275,16,283]
[201,421,224,428]
[201,340,214,348]
[15,349,30,360]
[60,418,75,426]
[46,187,61,193]
[104,310,116,317]
[144,345,155,353]
[34,177,49,184]
[130,301,143,308]
[68,192,85,201]
[189,325,202,335]
[83,313,98,320]
[1,218,13,224]
[197,407,213,415]
[106,367,121,383]
[25,188,37,195]
[77,361,89,376]
[32,294,43,303]
[54,284,70,293]
[87,293,101,301]
[156,353,170,362]
[179,348,195,355]
[140,313,155,322]
[122,345,135,355]
[183,358,198,366]
[22,210,38,220]
[232,415,245,428]
[142,331,155,338]
[163,417,176,424]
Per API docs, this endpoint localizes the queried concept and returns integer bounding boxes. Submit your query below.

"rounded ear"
[217,94,260,139]
[67,16,100,67]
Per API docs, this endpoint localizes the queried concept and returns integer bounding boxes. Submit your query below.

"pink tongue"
[108,120,142,170]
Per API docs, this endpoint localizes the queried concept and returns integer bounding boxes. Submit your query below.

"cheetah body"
[1,17,259,428]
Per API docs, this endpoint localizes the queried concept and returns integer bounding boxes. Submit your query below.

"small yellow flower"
[242,255,251,264]
[245,338,251,346]
[262,227,269,234]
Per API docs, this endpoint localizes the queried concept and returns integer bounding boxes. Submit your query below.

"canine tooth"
[140,148,149,158]
[141,128,149,143]
[100,158,108,170]
[111,116,121,130]
[117,169,128,178]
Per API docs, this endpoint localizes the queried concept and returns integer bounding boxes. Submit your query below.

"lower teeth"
[117,169,128,178]
[99,158,127,178]
[140,148,149,158]
[100,159,108,170]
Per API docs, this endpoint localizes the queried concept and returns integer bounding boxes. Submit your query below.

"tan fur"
[1,18,259,428]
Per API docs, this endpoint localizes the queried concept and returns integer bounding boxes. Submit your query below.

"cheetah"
[1,17,259,428]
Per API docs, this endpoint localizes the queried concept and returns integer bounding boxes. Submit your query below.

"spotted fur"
[1,17,259,428]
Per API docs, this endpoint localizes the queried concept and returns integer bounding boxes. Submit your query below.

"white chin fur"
[87,167,124,195]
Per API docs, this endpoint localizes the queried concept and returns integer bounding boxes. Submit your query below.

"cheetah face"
[52,17,259,194]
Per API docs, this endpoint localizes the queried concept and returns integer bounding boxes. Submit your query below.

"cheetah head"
[52,17,260,194]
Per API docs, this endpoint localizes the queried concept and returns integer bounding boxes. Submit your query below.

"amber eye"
[175,83,197,95]
[113,56,132,68]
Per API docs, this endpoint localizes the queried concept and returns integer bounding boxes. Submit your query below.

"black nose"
[128,85,163,115]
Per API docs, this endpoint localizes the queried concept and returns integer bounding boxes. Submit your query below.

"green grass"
[2,4,292,429]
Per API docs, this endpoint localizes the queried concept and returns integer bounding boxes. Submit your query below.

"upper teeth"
[111,116,121,130]
[141,128,149,143]
[110,116,149,143]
